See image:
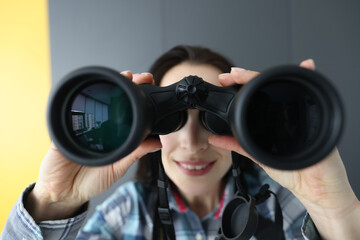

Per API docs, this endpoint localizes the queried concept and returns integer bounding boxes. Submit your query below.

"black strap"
[153,196,167,240]
[227,152,285,240]
[231,152,249,198]
[253,187,285,240]
[156,156,176,240]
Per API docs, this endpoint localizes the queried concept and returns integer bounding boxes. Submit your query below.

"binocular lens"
[68,82,133,153]
[232,65,343,169]
[48,67,154,166]
[247,80,321,156]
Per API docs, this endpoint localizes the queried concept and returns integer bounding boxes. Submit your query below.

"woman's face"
[159,62,232,197]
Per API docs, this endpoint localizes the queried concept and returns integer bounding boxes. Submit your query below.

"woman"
[2,45,359,240]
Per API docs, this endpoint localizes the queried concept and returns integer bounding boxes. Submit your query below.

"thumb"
[112,138,162,179]
[209,134,270,171]
[208,134,252,159]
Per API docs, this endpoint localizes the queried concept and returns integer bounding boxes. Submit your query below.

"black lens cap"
[220,194,258,240]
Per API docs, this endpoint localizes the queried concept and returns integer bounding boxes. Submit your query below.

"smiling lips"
[175,160,216,176]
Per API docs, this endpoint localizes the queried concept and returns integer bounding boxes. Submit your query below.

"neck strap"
[154,151,285,240]
[156,153,176,240]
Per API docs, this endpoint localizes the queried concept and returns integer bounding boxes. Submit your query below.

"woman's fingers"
[208,134,265,168]
[121,71,155,85]
[208,135,251,159]
[299,58,316,70]
[132,72,155,85]
[219,59,316,87]
[121,70,133,80]
[112,138,162,180]
[219,67,260,86]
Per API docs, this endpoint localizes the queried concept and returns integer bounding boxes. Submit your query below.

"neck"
[176,179,227,219]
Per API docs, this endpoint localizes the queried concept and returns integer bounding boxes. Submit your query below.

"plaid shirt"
[1,167,319,240]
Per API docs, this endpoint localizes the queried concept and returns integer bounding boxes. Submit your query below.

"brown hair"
[135,45,235,186]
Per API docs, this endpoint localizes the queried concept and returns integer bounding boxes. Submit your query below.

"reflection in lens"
[246,80,322,156]
[69,82,132,153]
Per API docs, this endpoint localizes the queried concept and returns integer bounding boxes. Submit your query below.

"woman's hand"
[209,60,360,239]
[26,72,162,221]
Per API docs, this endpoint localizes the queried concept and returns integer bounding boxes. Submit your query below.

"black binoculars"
[47,65,343,170]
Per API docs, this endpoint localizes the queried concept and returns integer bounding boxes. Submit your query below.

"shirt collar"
[167,177,235,220]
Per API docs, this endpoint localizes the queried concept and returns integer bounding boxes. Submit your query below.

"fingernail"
[121,70,131,75]
[231,67,247,72]
[219,73,230,77]
[306,58,315,65]
[141,72,152,76]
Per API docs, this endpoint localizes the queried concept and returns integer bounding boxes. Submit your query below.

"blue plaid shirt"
[1,167,319,240]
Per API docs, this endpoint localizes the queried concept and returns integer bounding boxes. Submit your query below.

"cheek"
[159,134,178,152]
[212,148,232,174]
[220,150,232,167]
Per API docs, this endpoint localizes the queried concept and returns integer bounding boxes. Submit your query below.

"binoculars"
[47,65,343,170]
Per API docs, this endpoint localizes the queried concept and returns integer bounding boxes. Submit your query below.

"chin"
[172,178,220,196]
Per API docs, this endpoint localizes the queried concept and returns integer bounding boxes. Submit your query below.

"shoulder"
[95,181,157,226]
[98,181,155,212]
[81,182,157,238]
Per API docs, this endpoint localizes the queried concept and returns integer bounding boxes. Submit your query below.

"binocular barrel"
[47,65,343,170]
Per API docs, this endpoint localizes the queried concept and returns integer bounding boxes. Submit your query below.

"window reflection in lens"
[69,82,132,153]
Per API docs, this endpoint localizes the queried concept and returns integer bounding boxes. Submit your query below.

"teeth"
[180,163,209,170]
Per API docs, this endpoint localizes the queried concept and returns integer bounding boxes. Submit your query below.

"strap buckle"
[158,207,173,225]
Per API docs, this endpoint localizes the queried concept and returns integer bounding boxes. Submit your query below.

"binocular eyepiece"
[47,65,343,170]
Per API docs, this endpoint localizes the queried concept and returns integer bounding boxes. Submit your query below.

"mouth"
[174,160,216,176]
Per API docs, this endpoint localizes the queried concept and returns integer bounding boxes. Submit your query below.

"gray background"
[48,0,360,220]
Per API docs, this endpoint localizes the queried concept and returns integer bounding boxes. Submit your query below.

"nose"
[179,109,210,153]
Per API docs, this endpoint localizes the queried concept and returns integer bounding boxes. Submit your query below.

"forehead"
[160,62,223,87]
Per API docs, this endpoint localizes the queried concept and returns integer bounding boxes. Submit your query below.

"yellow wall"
[0,0,51,231]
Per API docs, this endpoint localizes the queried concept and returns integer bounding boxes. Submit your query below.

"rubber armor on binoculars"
[47,65,343,170]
